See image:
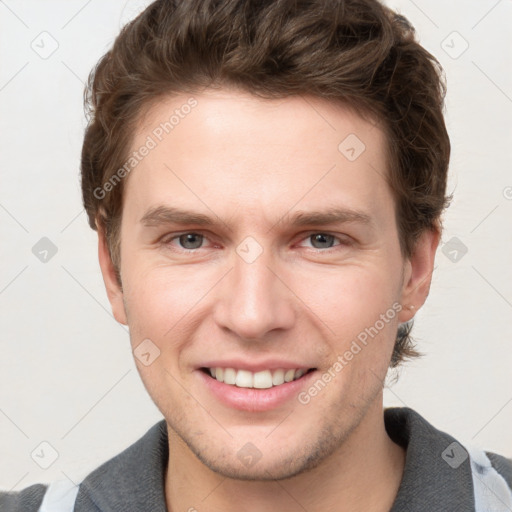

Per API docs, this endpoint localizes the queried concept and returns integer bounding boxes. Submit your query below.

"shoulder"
[385,407,512,511]
[466,447,512,510]
[486,451,512,487]
[0,483,47,512]
[74,420,168,511]
[0,421,168,512]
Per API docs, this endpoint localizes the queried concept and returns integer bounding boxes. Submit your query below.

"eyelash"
[159,231,351,253]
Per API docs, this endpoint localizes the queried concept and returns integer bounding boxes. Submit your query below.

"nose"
[213,247,296,341]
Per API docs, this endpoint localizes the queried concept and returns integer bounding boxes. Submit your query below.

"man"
[2,0,511,510]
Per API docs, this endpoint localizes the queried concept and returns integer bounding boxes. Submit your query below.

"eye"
[164,232,205,250]
[178,233,204,249]
[308,233,337,249]
[298,233,349,250]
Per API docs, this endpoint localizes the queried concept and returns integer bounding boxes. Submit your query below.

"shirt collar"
[386,407,474,511]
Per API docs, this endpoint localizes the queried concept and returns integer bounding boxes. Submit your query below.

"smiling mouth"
[200,367,316,389]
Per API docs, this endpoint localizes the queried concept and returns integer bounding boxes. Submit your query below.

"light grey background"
[0,0,511,491]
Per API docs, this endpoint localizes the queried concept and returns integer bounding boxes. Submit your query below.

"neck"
[165,399,405,512]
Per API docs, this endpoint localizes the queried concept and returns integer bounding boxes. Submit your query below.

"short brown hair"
[81,0,451,367]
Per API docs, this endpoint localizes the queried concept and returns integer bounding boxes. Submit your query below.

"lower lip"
[197,370,316,412]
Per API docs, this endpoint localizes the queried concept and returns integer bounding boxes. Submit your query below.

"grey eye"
[310,233,335,249]
[179,233,204,249]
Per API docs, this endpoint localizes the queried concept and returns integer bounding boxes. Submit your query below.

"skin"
[98,89,439,511]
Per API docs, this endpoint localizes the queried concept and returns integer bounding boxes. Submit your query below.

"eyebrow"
[141,206,215,227]
[140,205,373,229]
[278,208,372,228]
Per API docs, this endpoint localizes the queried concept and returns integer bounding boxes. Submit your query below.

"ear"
[97,224,128,325]
[398,228,440,323]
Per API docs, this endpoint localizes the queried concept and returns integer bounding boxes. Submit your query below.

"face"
[99,89,436,480]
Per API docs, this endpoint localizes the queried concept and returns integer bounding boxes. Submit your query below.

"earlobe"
[97,226,128,325]
[398,229,440,323]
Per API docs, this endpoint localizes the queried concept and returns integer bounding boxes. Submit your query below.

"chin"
[178,421,348,482]
[194,451,320,482]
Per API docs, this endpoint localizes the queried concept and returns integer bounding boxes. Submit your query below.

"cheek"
[121,259,216,345]
[122,266,199,401]
[295,263,399,320]
[291,263,402,361]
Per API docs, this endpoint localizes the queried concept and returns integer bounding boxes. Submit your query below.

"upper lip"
[198,359,315,372]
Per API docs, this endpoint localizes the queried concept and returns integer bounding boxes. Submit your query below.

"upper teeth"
[208,368,307,389]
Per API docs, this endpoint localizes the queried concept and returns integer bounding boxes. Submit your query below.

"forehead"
[123,89,393,228]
